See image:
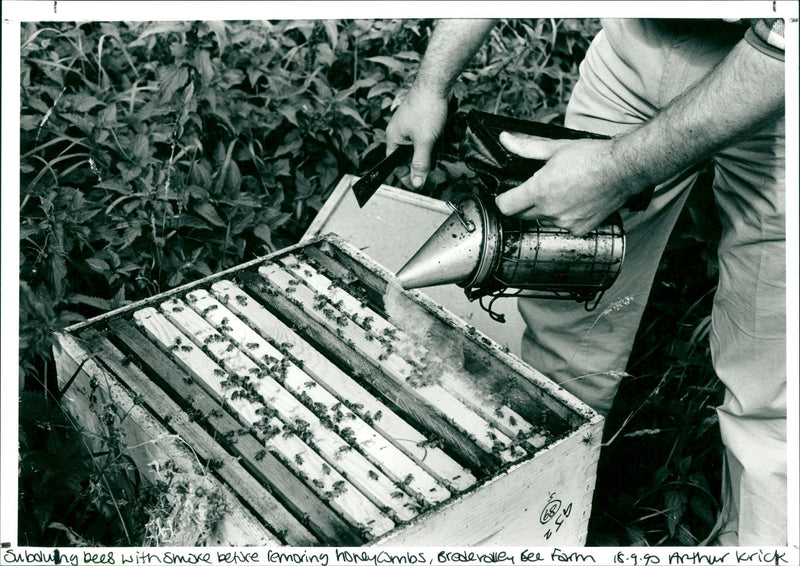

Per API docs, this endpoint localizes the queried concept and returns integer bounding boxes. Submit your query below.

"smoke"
[382,285,465,381]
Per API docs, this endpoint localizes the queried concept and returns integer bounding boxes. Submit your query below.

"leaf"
[366,82,395,100]
[117,163,142,183]
[323,20,339,51]
[229,209,255,236]
[696,414,718,437]
[272,159,291,178]
[220,68,245,88]
[352,76,379,90]
[253,224,272,245]
[133,99,174,122]
[131,134,150,161]
[230,25,271,49]
[138,21,191,39]
[49,254,67,299]
[664,489,687,537]
[167,271,184,287]
[99,22,124,44]
[186,184,210,200]
[232,192,261,208]
[193,202,225,227]
[182,81,195,108]
[278,105,298,126]
[246,65,264,89]
[20,115,41,132]
[366,55,406,74]
[194,49,214,86]
[112,285,127,307]
[225,160,242,194]
[193,261,212,276]
[179,215,212,230]
[24,94,48,116]
[273,131,303,158]
[393,51,421,62]
[283,20,315,39]
[191,162,213,188]
[267,211,292,229]
[159,65,189,102]
[20,225,40,240]
[60,113,95,133]
[99,104,118,127]
[207,21,229,53]
[122,224,142,243]
[337,105,367,127]
[653,465,670,486]
[67,293,111,311]
[86,258,110,273]
[213,140,238,195]
[70,93,104,113]
[689,315,712,345]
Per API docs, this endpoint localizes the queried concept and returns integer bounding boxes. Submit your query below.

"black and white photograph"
[2,1,797,562]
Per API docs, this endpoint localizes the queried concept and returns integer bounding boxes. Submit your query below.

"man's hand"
[384,19,496,188]
[495,133,643,235]
[385,88,449,188]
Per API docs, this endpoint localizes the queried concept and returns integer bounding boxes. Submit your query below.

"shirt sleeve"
[745,19,785,61]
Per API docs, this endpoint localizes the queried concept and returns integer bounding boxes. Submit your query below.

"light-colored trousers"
[518,19,786,545]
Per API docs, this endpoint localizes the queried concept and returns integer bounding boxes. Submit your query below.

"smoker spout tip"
[395,261,428,290]
[395,242,477,290]
[396,198,485,290]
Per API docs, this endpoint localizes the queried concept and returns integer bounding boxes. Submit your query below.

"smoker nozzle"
[396,200,484,290]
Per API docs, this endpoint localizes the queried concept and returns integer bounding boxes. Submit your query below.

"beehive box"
[53,234,603,547]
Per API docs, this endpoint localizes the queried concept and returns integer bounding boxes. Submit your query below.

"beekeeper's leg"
[518,174,695,415]
[706,120,786,546]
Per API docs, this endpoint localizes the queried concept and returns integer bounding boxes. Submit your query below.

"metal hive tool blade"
[352,145,413,207]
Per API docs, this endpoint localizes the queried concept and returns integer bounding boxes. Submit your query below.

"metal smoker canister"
[396,194,625,309]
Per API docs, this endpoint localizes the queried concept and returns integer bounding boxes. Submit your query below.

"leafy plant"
[18,391,157,546]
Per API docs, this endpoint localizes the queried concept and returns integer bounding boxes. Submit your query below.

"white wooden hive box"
[54,234,603,547]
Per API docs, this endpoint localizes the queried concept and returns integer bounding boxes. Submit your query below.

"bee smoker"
[355,110,650,321]
[395,194,625,320]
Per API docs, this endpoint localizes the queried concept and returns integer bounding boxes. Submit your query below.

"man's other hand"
[385,88,449,188]
[495,132,644,236]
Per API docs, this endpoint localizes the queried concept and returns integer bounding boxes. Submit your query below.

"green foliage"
[18,392,158,546]
[462,19,599,119]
